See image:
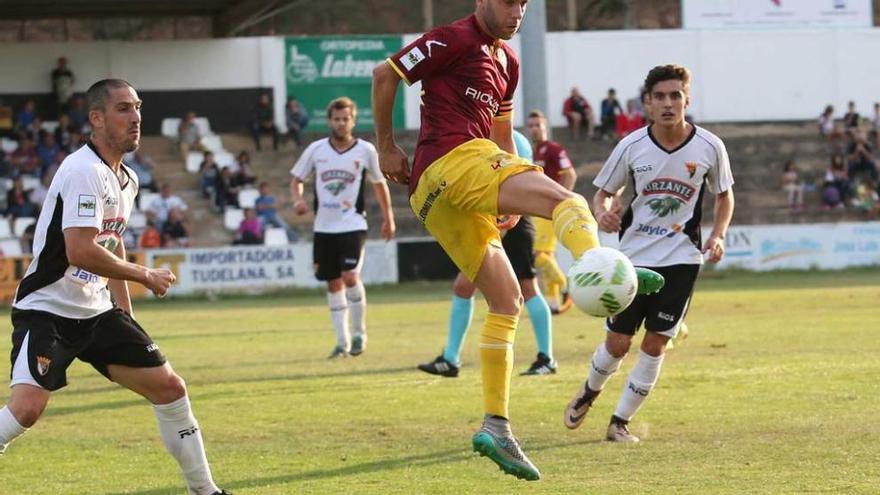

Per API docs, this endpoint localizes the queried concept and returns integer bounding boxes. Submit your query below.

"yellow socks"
[552,196,599,259]
[480,312,518,418]
[535,251,567,305]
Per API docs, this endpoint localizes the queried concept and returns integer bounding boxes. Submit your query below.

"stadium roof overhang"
[0,0,303,37]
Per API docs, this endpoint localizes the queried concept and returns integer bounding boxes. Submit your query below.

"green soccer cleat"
[472,417,541,481]
[634,267,665,295]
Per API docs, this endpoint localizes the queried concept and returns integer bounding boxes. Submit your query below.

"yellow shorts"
[531,216,557,253]
[410,139,541,281]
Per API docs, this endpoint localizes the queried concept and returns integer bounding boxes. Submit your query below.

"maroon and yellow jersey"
[533,140,572,186]
[386,14,520,193]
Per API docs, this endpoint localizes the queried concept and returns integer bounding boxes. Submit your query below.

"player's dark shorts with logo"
[313,230,367,281]
[606,264,700,335]
[502,216,536,280]
[9,307,166,391]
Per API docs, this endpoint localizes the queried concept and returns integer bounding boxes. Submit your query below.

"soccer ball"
[567,247,638,317]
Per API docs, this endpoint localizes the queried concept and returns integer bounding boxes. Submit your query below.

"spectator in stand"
[870,102,880,148]
[285,97,309,147]
[255,181,297,241]
[234,158,258,187]
[54,113,74,150]
[24,118,44,145]
[852,179,879,216]
[234,208,263,245]
[28,170,52,214]
[9,137,39,176]
[139,213,163,249]
[781,160,804,211]
[214,167,241,212]
[177,111,203,162]
[826,154,851,205]
[198,151,219,199]
[615,99,646,140]
[14,100,37,139]
[148,182,188,231]
[599,88,623,140]
[21,223,36,255]
[846,131,878,182]
[628,87,646,117]
[35,132,60,172]
[66,94,88,133]
[50,57,75,115]
[562,87,593,140]
[161,208,190,248]
[6,177,36,219]
[251,93,279,151]
[234,150,250,173]
[819,105,836,137]
[843,101,860,133]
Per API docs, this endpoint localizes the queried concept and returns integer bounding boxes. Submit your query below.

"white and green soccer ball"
[568,247,638,318]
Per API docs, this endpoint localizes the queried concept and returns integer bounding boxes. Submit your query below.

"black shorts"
[502,216,536,280]
[9,308,166,391]
[606,264,700,337]
[313,230,367,281]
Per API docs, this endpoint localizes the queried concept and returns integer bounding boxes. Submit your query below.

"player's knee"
[160,372,188,402]
[606,334,632,358]
[641,334,668,357]
[9,398,47,428]
[341,271,359,287]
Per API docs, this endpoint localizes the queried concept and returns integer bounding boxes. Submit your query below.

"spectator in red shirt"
[616,99,646,140]
[562,87,594,140]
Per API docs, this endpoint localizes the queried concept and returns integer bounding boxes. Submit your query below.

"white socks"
[153,396,219,495]
[345,282,366,339]
[327,290,350,350]
[613,351,665,421]
[587,343,624,392]
[0,406,27,455]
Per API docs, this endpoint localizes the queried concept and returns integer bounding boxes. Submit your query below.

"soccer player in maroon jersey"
[372,0,664,480]
[526,110,577,315]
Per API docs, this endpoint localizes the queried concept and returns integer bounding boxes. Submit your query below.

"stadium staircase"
[141,121,869,246]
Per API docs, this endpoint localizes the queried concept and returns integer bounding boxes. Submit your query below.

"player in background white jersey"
[564,65,735,442]
[0,79,229,495]
[290,97,395,358]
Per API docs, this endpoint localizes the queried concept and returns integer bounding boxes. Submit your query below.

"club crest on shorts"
[36,355,51,376]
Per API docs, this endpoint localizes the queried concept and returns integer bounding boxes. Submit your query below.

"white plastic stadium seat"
[186,152,203,174]
[238,188,259,209]
[20,176,39,191]
[201,135,224,153]
[223,208,244,231]
[264,228,288,246]
[194,117,213,136]
[128,211,147,231]
[0,178,13,192]
[161,118,181,139]
[13,217,36,238]
[139,192,161,212]
[0,239,22,257]
[40,120,59,134]
[0,219,13,239]
[1,138,18,154]
[215,151,237,172]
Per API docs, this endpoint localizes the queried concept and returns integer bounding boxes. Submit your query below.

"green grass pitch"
[1,269,878,494]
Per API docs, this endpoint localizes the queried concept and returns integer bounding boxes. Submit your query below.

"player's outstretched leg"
[565,340,625,430]
[607,346,665,443]
[0,384,48,456]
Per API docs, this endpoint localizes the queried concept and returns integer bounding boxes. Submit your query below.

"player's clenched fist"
[145,268,176,297]
[379,143,410,185]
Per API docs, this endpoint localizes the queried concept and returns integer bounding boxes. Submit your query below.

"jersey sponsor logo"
[425,39,447,57]
[401,46,426,70]
[70,266,101,284]
[104,194,119,207]
[635,223,682,238]
[320,170,357,183]
[78,194,97,217]
[36,355,51,376]
[324,182,347,196]
[643,178,696,217]
[633,164,653,174]
[464,87,500,115]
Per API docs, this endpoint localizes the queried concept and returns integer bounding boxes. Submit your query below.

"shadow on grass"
[104,438,593,495]
[47,366,418,418]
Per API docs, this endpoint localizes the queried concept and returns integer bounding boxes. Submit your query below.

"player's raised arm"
[371,63,409,185]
